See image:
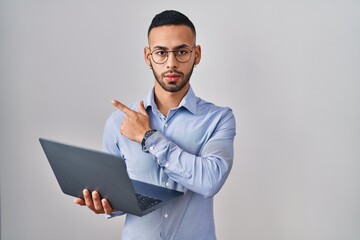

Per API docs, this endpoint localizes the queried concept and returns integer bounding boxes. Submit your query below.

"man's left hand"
[112,99,151,143]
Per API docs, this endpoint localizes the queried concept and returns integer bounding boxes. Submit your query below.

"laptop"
[39,138,184,216]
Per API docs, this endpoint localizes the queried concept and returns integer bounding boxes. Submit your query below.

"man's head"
[145,10,201,94]
[147,10,196,39]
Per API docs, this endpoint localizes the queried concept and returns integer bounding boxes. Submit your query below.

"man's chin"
[158,80,183,92]
[163,85,182,93]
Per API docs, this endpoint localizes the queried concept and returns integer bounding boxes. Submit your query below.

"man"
[74,10,236,240]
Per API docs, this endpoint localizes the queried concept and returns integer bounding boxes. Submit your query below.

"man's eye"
[177,49,189,55]
[155,50,166,56]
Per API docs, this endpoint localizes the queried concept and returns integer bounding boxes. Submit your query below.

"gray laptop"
[39,138,183,216]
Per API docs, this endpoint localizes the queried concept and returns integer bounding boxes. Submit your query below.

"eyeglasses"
[149,46,195,64]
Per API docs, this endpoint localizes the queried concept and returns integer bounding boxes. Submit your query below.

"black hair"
[147,10,196,37]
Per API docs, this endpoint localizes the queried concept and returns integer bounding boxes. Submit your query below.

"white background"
[1,0,359,239]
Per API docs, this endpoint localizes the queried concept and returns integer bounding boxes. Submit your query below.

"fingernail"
[92,191,98,199]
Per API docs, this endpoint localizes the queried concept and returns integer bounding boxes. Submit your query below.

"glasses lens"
[152,50,168,64]
[175,48,192,63]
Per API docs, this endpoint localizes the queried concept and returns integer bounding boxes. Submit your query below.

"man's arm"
[145,109,235,198]
[112,99,236,198]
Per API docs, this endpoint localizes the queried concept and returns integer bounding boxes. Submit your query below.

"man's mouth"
[164,74,181,81]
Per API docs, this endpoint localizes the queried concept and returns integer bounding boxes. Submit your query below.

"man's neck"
[154,84,190,117]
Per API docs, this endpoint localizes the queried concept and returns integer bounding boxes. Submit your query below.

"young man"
[75,10,236,240]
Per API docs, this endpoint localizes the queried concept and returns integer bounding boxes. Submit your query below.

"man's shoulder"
[196,97,233,116]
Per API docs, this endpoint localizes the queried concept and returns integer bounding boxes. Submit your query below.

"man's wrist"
[141,129,157,152]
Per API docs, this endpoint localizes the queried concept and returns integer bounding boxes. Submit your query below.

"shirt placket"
[156,111,174,240]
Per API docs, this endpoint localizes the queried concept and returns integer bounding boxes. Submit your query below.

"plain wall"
[1,0,359,239]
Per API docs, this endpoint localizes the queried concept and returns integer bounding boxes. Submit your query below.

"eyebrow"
[152,44,192,50]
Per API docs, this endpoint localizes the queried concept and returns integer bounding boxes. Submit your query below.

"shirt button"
[165,163,170,168]
[165,182,170,187]
[164,123,168,128]
[149,146,154,151]
[164,213,168,218]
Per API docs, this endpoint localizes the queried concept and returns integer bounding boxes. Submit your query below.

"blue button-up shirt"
[102,87,236,240]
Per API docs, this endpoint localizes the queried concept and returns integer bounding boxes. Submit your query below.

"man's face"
[145,25,201,93]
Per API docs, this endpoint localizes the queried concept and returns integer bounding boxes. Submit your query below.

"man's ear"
[144,47,151,66]
[194,45,201,65]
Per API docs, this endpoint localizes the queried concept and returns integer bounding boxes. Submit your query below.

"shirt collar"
[144,86,198,115]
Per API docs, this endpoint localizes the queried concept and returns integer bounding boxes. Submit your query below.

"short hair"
[147,10,196,37]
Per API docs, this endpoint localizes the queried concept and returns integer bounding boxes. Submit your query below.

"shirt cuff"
[145,132,192,179]
[106,210,125,219]
[144,131,168,165]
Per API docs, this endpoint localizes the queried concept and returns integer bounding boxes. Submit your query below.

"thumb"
[138,100,148,116]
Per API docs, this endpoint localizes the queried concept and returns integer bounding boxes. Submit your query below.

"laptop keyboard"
[135,193,162,211]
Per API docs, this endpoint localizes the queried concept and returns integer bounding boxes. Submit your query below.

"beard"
[151,63,195,93]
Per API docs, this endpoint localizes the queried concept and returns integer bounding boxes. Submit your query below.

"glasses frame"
[149,45,196,64]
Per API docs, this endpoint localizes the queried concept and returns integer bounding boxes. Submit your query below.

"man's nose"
[166,51,178,69]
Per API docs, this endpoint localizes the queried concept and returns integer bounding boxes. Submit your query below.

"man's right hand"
[74,189,113,215]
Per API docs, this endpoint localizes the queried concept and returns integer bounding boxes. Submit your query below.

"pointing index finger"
[112,99,132,114]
